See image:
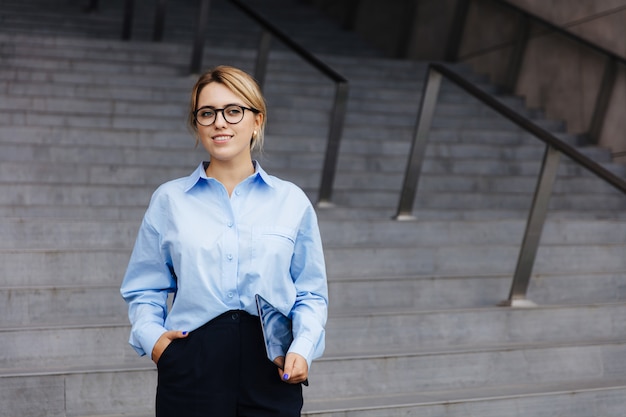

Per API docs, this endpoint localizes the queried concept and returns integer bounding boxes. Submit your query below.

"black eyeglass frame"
[193,105,260,127]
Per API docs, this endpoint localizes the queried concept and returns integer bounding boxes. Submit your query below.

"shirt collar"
[183,160,275,192]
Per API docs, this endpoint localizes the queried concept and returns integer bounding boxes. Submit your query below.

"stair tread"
[1,337,624,377]
[302,378,626,414]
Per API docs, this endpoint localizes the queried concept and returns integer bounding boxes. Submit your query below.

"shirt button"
[235,190,241,196]
[227,221,234,228]
[227,292,234,298]
[227,254,233,261]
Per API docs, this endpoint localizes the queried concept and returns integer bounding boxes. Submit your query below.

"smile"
[212,135,232,142]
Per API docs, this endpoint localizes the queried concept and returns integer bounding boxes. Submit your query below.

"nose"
[214,109,228,127]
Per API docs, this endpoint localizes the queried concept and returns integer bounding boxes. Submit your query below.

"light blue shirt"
[120,161,328,366]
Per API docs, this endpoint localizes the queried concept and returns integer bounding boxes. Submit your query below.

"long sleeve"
[288,204,328,366]
[120,215,176,357]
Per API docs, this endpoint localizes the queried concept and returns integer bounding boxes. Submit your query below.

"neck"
[205,159,255,196]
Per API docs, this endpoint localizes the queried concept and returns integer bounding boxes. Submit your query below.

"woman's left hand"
[278,352,308,384]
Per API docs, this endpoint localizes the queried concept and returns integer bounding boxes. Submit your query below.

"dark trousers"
[155,310,303,417]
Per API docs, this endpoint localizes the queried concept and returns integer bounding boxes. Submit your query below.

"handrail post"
[587,56,617,145]
[254,30,272,89]
[190,0,211,74]
[500,144,561,307]
[394,66,442,220]
[317,81,349,207]
[153,0,168,42]
[121,0,134,40]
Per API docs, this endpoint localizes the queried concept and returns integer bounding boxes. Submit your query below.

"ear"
[254,112,264,131]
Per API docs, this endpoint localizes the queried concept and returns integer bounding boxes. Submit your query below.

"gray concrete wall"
[457,0,626,162]
[305,0,626,163]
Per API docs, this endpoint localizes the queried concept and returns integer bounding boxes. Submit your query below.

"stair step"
[0,324,136,371]
[329,189,626,211]
[329,272,626,311]
[0,133,613,168]
[0,125,544,149]
[0,160,542,189]
[302,380,626,416]
[1,304,624,371]
[4,269,624,329]
[324,243,626,278]
[0,149,615,184]
[0,102,566,134]
[4,217,626,249]
[9,340,615,415]
[324,304,626,356]
[0,367,157,417]
[0,179,623,216]
[0,249,129,287]
[304,342,626,401]
[0,206,622,227]
[0,204,147,221]
[0,286,127,327]
[2,369,625,417]
[0,91,543,129]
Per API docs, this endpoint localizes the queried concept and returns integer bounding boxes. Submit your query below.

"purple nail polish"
[182,331,188,336]
[283,374,289,380]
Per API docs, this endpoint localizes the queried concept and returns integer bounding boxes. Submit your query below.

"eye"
[225,106,243,117]
[198,109,215,118]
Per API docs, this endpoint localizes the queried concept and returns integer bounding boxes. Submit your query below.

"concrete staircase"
[1,1,626,416]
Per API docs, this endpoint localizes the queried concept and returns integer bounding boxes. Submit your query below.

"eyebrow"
[196,103,245,110]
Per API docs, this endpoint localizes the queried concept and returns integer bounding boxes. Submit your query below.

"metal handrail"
[428,65,626,192]
[228,0,347,86]
[395,62,626,306]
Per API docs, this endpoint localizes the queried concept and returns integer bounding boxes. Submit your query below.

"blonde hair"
[188,65,267,152]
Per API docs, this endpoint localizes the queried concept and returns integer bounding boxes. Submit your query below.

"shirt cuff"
[132,322,168,358]
[287,336,315,367]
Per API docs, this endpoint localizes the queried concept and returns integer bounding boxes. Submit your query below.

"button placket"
[222,204,239,308]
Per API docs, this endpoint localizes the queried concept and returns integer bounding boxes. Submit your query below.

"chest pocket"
[249,226,296,268]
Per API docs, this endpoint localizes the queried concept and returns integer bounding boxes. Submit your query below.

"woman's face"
[195,82,262,166]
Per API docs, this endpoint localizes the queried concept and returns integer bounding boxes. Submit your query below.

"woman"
[120,65,328,417]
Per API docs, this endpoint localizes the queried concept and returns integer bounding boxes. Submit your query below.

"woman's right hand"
[151,330,189,364]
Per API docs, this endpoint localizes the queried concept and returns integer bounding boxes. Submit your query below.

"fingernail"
[283,374,289,380]
[182,331,188,336]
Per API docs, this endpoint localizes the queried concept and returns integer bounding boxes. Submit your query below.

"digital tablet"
[255,293,292,363]
[255,294,309,386]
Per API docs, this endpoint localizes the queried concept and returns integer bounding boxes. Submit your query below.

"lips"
[212,135,232,143]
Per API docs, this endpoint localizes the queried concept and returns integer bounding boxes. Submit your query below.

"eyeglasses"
[193,105,259,126]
